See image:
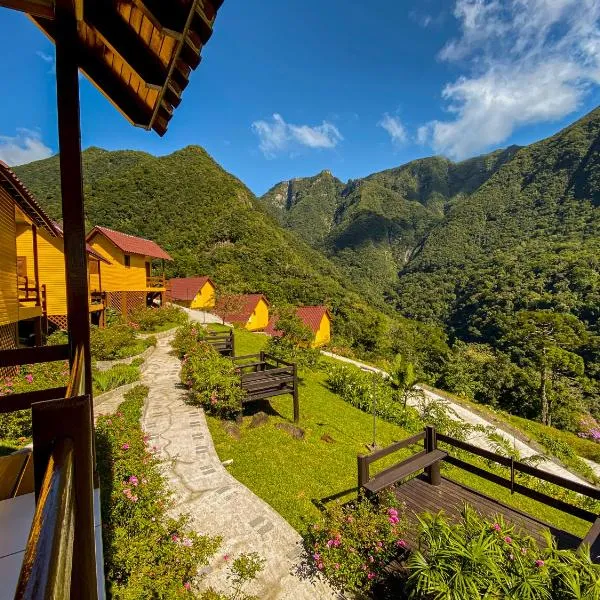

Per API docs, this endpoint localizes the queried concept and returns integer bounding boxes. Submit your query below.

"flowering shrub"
[181,344,246,419]
[129,305,187,333]
[406,506,600,600]
[327,366,421,431]
[96,385,221,597]
[304,493,407,594]
[578,414,600,442]
[172,322,208,359]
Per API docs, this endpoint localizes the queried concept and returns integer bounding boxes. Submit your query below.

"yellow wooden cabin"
[16,221,110,330]
[215,294,270,331]
[86,226,173,317]
[168,276,216,309]
[0,161,58,352]
[265,305,333,347]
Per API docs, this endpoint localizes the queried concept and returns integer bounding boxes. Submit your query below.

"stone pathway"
[321,351,597,487]
[140,334,338,599]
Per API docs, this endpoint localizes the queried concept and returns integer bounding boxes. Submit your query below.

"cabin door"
[145,262,151,278]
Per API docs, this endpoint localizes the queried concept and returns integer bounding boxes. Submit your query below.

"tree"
[390,355,423,408]
[505,310,587,425]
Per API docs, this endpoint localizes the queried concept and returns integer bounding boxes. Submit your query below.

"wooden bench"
[364,449,447,494]
[232,352,299,422]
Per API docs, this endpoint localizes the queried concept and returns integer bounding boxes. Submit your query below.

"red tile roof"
[0,160,59,235]
[264,306,331,337]
[214,294,269,324]
[168,277,214,301]
[87,225,173,260]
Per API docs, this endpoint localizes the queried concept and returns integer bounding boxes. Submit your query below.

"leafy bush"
[304,493,407,594]
[90,324,153,361]
[264,307,321,368]
[406,506,600,600]
[327,365,421,431]
[129,305,187,333]
[200,553,265,600]
[172,322,207,359]
[96,385,221,597]
[181,344,246,419]
[93,362,141,394]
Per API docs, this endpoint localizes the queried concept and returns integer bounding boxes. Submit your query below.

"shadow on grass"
[242,398,287,420]
[311,486,359,513]
[0,443,21,457]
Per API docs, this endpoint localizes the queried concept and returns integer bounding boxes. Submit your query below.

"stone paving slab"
[140,335,339,599]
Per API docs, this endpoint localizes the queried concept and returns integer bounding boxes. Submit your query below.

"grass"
[205,328,592,539]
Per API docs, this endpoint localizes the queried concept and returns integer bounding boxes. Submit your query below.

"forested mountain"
[14,145,446,362]
[262,108,600,429]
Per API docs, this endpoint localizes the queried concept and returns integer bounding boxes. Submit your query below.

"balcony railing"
[1,343,98,599]
[17,276,41,305]
[146,275,165,289]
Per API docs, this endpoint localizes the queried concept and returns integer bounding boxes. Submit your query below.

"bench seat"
[364,449,447,494]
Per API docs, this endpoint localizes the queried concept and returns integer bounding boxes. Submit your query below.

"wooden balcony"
[17,277,43,320]
[0,344,100,598]
[146,275,166,290]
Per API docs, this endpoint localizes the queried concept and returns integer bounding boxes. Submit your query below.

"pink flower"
[492,523,501,532]
[122,443,130,451]
[317,562,324,571]
[389,516,399,524]
[396,539,408,549]
[388,508,398,517]
[128,475,139,486]
[25,374,33,383]
[367,572,376,580]
[334,563,340,570]
[504,536,512,544]
[223,554,230,561]
[535,559,545,568]
[130,495,138,503]
[172,535,180,543]
[183,582,191,591]
[182,537,193,547]
[312,553,321,562]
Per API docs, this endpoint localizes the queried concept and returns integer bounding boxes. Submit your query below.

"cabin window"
[124,255,131,268]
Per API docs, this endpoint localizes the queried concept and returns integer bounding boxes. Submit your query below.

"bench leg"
[293,388,299,423]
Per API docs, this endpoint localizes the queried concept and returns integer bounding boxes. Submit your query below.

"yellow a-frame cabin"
[0,0,226,597]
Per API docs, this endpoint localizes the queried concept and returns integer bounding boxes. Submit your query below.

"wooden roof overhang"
[3,0,224,136]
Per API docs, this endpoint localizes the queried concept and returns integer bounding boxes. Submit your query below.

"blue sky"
[1,0,600,196]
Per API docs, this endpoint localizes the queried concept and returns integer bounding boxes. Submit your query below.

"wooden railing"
[89,290,105,306]
[13,439,75,599]
[18,275,41,305]
[11,345,98,599]
[358,427,600,550]
[146,275,165,289]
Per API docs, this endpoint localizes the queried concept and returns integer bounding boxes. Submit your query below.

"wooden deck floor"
[394,475,582,551]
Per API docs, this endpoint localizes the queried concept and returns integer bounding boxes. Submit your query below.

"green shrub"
[181,344,246,419]
[96,385,221,597]
[172,322,207,359]
[406,506,600,600]
[90,324,153,361]
[128,305,187,333]
[304,493,406,594]
[93,363,141,394]
[327,365,422,431]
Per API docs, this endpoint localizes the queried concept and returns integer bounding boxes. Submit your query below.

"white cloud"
[423,0,600,159]
[0,129,53,166]
[36,50,55,74]
[378,113,408,144]
[251,113,343,158]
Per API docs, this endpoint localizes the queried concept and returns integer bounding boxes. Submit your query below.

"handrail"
[66,345,85,398]
[0,344,70,368]
[146,275,165,288]
[14,438,75,600]
[363,432,426,466]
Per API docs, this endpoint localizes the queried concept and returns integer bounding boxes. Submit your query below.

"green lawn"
[205,328,591,538]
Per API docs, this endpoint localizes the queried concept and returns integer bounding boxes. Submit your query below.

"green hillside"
[261,108,600,430]
[14,145,446,364]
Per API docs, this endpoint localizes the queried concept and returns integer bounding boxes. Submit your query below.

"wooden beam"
[0,0,54,19]
[85,2,168,88]
[0,387,68,413]
[34,18,154,128]
[0,343,69,367]
[132,0,190,38]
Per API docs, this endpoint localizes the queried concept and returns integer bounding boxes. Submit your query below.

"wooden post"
[32,225,41,307]
[55,0,97,596]
[357,454,369,491]
[292,363,299,423]
[424,425,441,486]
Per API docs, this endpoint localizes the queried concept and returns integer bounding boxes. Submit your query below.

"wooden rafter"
[0,0,53,18]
